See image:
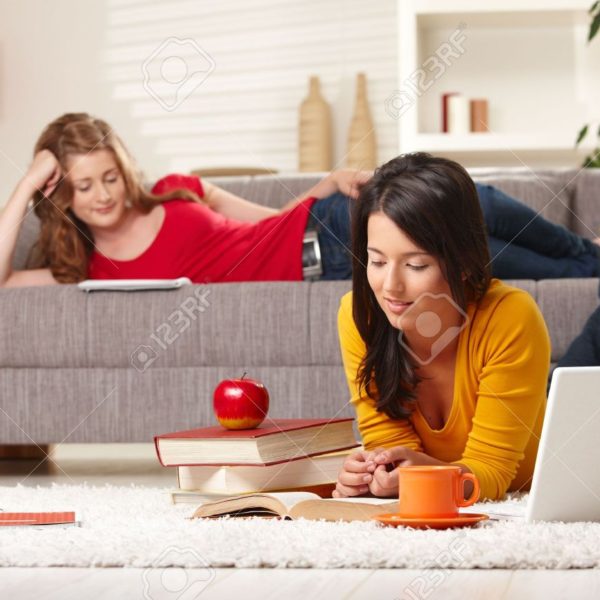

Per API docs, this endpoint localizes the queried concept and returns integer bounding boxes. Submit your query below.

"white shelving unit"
[397,0,599,166]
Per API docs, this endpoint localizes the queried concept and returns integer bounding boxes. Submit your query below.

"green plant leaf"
[589,12,600,42]
[597,124,600,139]
[576,124,589,146]
[591,1,600,14]
[583,148,600,168]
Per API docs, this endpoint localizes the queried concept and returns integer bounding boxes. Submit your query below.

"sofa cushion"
[502,279,537,301]
[11,210,41,271]
[0,284,90,367]
[208,174,325,209]
[309,281,352,365]
[0,283,312,368]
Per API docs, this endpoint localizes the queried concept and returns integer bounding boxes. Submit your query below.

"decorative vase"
[298,76,332,172]
[346,72,377,170]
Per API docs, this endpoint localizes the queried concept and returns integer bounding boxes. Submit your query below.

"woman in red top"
[0,112,369,287]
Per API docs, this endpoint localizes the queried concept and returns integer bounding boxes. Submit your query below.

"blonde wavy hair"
[28,112,201,282]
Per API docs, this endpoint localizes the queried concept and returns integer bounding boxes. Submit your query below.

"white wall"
[0,0,398,205]
[0,0,144,203]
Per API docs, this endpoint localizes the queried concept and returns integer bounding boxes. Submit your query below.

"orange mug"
[397,465,480,518]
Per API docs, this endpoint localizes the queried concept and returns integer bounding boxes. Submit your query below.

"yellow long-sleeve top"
[337,279,551,500]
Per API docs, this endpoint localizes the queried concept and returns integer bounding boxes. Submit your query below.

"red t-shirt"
[88,174,317,283]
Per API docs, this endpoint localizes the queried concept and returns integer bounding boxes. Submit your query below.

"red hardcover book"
[154,418,359,467]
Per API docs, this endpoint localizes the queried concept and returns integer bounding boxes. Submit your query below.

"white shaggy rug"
[1,484,600,569]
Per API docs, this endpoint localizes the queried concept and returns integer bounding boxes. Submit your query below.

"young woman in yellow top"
[334,153,551,501]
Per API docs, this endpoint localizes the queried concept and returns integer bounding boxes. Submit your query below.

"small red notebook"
[154,418,359,467]
[0,511,77,526]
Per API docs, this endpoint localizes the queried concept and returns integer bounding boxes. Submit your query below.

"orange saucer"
[373,512,489,530]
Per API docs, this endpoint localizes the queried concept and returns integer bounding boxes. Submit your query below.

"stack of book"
[441,93,489,134]
[154,418,360,503]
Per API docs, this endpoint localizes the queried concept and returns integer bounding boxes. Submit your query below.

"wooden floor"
[1,444,599,599]
[2,567,600,600]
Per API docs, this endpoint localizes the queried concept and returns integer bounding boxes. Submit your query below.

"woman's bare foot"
[593,238,600,247]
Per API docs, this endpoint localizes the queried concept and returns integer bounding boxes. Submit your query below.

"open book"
[191,491,397,522]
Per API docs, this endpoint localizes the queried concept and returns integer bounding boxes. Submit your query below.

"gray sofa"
[1,169,599,444]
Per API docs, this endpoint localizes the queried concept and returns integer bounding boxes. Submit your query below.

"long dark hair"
[351,152,491,420]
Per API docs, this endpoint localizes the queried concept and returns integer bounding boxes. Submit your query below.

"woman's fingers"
[363,446,388,466]
[334,449,376,497]
[373,445,411,467]
[337,469,372,487]
[42,170,61,196]
[47,169,62,187]
[343,457,372,474]
[333,481,369,498]
[333,169,372,199]
[27,151,63,197]
[369,464,399,497]
[42,184,57,198]
[342,449,380,472]
[42,176,62,198]
[348,170,373,197]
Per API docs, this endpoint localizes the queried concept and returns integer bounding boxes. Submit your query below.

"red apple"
[213,374,270,430]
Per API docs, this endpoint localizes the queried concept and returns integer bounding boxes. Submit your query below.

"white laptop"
[461,367,600,523]
[524,366,600,523]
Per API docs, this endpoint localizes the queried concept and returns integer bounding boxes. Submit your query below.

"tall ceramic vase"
[346,72,377,170]
[298,76,333,172]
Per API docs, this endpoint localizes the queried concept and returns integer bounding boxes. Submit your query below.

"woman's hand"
[367,446,447,497]
[22,150,63,198]
[280,168,373,212]
[332,447,385,498]
[330,169,373,199]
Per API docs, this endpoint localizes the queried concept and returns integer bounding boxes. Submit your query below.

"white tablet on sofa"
[77,277,192,292]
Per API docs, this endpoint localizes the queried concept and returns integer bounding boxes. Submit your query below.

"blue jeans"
[556,305,600,370]
[307,186,600,281]
[307,192,353,280]
[550,302,600,388]
[479,184,600,279]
